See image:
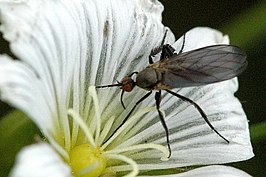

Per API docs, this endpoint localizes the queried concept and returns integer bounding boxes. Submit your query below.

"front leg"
[149,30,168,64]
[160,44,177,60]
[159,33,186,60]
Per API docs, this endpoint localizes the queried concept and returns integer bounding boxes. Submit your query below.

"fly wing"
[159,45,247,88]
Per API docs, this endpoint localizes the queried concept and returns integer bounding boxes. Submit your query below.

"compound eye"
[122,83,134,92]
[121,76,135,92]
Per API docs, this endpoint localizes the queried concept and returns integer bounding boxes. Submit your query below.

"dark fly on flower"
[96,30,247,158]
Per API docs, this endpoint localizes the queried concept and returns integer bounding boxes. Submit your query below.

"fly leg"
[120,72,139,109]
[160,44,177,60]
[155,91,171,158]
[160,32,186,60]
[165,89,230,143]
[159,33,187,60]
[104,91,152,144]
[149,29,168,64]
[120,90,126,109]
[159,33,186,60]
[178,33,186,54]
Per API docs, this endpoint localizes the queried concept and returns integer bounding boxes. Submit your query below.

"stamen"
[60,111,71,152]
[101,107,155,150]
[105,143,170,161]
[122,109,166,141]
[98,115,115,145]
[68,109,96,147]
[89,86,101,144]
[105,154,139,177]
[48,135,70,161]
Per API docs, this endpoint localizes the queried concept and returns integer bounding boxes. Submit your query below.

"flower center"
[67,86,170,177]
[70,144,106,177]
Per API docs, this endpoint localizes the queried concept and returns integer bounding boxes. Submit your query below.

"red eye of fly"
[121,76,135,92]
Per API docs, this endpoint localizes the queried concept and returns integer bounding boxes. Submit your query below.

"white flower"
[0,0,253,177]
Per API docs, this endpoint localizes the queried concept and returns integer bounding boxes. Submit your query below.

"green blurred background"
[0,0,265,176]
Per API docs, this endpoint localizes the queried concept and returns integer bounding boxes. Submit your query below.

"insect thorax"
[136,67,162,90]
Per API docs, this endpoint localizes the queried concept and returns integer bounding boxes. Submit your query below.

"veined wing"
[157,45,247,88]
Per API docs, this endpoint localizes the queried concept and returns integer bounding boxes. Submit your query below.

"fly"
[96,30,247,158]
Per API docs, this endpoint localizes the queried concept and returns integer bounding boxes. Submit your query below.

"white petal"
[174,165,252,177]
[173,27,230,52]
[0,0,172,149]
[9,143,72,177]
[113,80,253,170]
[0,53,67,158]
[139,165,252,177]
[113,28,253,170]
